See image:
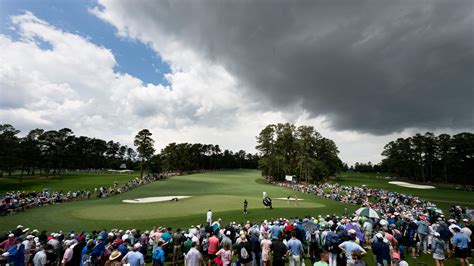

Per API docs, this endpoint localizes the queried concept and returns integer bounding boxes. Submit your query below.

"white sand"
[388,181,435,189]
[275,197,304,201]
[122,196,191,203]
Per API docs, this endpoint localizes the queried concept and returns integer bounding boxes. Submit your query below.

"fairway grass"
[1,170,470,266]
[0,170,347,232]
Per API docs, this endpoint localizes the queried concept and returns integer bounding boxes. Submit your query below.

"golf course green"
[2,170,472,265]
[0,170,353,232]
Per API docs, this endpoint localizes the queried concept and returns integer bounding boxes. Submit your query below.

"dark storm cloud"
[99,0,474,134]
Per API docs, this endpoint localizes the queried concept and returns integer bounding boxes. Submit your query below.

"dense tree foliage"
[134,129,156,178]
[255,123,343,182]
[0,124,258,180]
[0,124,138,178]
[350,162,385,173]
[380,132,474,185]
[151,143,259,173]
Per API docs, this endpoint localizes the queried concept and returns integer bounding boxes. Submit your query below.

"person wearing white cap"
[460,219,472,259]
[0,234,16,253]
[121,242,144,266]
[61,240,74,265]
[22,235,34,263]
[371,233,390,266]
[431,232,445,266]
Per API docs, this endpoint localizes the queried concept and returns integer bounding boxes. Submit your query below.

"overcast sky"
[1,0,472,165]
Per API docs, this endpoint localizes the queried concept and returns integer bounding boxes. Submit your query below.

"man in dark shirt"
[172,229,184,266]
[72,239,87,266]
[250,232,261,266]
[271,234,288,266]
[372,233,391,266]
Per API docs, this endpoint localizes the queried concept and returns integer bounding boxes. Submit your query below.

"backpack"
[392,229,402,243]
[325,232,340,250]
[81,253,92,266]
[240,246,249,260]
[201,239,209,252]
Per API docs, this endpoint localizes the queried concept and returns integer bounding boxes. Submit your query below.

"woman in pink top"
[216,242,233,266]
[260,233,272,266]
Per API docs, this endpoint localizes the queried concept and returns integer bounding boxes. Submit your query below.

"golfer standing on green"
[243,199,248,214]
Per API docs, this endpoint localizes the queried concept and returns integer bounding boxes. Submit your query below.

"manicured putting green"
[0,170,338,232]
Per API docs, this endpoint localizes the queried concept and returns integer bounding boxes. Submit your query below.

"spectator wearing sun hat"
[13,225,25,237]
[105,251,122,266]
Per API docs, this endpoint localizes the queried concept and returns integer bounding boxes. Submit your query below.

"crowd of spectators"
[0,211,472,266]
[0,173,177,216]
[269,180,474,223]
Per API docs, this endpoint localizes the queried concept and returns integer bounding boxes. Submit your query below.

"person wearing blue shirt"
[451,227,470,266]
[338,231,366,266]
[416,218,429,254]
[122,243,145,266]
[287,230,303,266]
[271,223,283,241]
[80,240,96,266]
[161,228,172,243]
[118,239,129,256]
[6,238,24,266]
[152,240,165,266]
[91,237,105,261]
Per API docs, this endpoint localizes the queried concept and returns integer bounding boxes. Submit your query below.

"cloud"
[92,0,474,134]
[0,11,262,154]
[2,6,471,167]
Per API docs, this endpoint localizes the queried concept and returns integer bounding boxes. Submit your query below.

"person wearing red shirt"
[207,233,219,266]
[0,234,16,253]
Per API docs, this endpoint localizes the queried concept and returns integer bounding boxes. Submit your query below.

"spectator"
[288,230,303,266]
[451,226,469,266]
[339,231,366,266]
[121,243,144,266]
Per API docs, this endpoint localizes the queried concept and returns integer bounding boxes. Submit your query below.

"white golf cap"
[133,243,142,249]
[376,233,383,239]
[17,225,24,229]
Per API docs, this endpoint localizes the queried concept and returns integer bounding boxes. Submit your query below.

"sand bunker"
[388,181,435,189]
[123,196,191,203]
[275,197,304,201]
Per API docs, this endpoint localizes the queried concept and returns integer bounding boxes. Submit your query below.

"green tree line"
[255,123,343,182]
[380,132,474,185]
[150,143,259,173]
[0,124,258,180]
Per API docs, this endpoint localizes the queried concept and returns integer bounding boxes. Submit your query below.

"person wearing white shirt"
[33,245,48,266]
[185,242,203,266]
[22,235,34,264]
[206,210,212,224]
